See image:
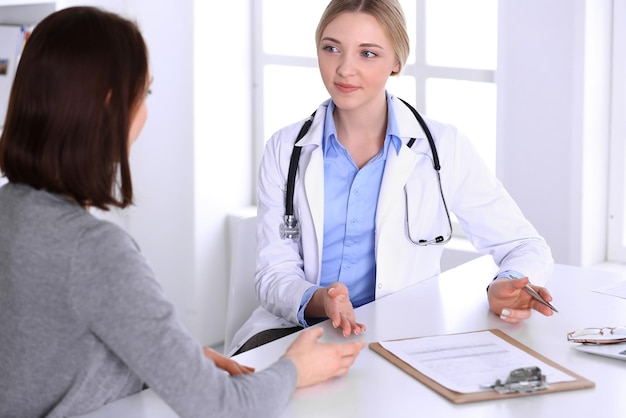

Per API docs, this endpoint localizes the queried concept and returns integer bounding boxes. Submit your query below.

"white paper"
[593,281,626,299]
[380,331,575,394]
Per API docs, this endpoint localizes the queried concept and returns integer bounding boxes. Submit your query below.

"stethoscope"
[280,98,452,246]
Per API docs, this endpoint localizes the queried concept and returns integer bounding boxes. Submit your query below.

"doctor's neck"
[333,100,388,144]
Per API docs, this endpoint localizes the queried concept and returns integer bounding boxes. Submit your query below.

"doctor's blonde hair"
[315,0,410,76]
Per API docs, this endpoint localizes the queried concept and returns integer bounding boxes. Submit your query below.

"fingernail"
[500,309,510,320]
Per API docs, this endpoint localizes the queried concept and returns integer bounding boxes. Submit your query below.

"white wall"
[120,0,252,346]
[191,1,253,345]
[497,0,612,267]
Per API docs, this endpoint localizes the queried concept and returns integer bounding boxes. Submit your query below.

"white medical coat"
[227,95,553,356]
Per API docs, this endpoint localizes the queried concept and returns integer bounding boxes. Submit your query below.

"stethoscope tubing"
[282,99,452,245]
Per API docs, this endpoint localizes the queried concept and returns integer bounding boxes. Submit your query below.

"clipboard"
[369,329,595,404]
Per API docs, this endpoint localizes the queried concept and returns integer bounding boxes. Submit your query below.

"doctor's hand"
[306,282,367,337]
[487,276,555,323]
[203,347,255,376]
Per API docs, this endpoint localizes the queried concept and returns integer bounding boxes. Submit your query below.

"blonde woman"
[229,0,554,357]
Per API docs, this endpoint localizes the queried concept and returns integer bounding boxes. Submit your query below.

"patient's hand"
[203,347,255,375]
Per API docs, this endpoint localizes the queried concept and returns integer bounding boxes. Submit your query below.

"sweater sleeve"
[69,221,297,418]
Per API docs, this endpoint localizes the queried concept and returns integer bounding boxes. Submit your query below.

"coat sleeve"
[255,122,321,325]
[443,126,554,284]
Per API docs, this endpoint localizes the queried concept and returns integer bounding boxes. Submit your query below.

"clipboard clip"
[487,367,548,394]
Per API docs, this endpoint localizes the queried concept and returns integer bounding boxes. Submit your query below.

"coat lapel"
[376,96,428,229]
[376,145,419,228]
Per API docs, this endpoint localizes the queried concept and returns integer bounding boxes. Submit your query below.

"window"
[607,0,626,262]
[252,0,498,174]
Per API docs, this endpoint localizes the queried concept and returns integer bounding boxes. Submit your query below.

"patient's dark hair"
[0,6,149,210]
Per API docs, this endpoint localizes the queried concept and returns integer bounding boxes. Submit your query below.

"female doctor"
[227,0,554,356]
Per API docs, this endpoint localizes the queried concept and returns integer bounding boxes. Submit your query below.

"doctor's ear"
[390,60,401,76]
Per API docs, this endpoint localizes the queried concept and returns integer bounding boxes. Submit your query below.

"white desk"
[77,256,626,418]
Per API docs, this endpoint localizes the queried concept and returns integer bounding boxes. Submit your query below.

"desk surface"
[77,256,626,418]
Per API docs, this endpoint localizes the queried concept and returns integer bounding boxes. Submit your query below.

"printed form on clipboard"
[379,330,573,393]
[370,329,594,403]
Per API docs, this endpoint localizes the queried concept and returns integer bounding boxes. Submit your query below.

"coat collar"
[295,95,429,149]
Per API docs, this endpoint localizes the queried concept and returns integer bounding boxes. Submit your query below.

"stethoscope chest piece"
[280,214,301,242]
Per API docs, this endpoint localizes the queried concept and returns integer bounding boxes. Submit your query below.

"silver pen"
[509,275,559,313]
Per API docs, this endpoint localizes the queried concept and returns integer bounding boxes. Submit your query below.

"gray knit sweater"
[0,183,296,418]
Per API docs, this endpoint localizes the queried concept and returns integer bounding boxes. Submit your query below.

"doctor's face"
[317,12,400,113]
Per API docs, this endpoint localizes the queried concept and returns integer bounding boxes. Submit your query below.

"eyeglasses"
[567,326,626,344]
